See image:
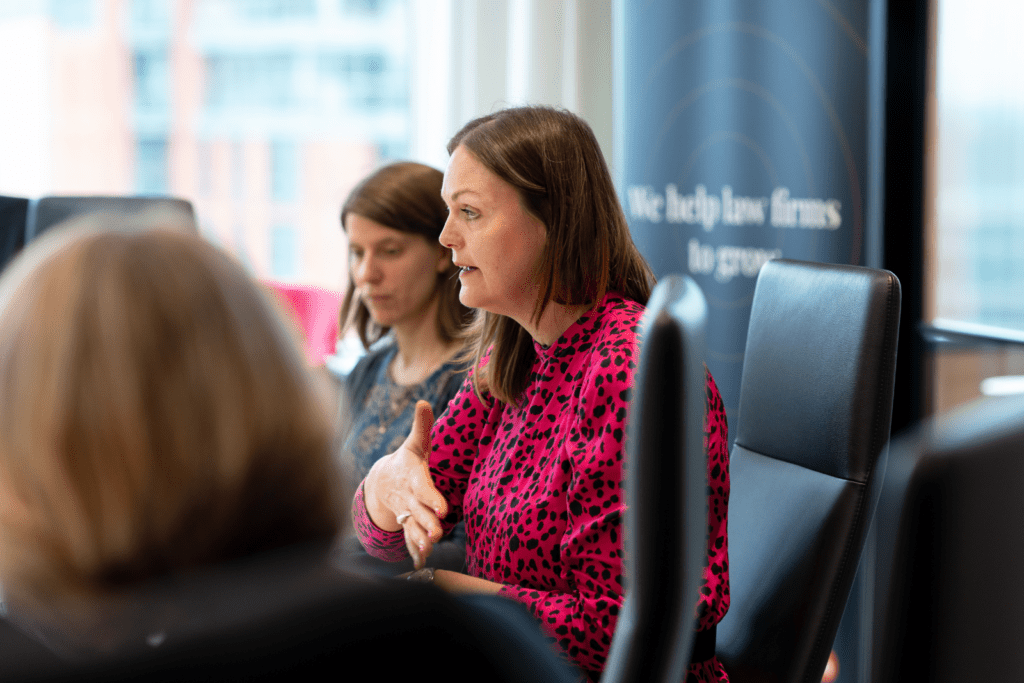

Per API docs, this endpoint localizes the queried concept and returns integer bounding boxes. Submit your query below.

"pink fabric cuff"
[351,480,410,563]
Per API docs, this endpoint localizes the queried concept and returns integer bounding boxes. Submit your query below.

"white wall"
[408,0,614,172]
[0,14,53,197]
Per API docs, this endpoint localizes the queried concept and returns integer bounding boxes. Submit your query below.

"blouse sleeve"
[697,367,730,630]
[496,335,636,674]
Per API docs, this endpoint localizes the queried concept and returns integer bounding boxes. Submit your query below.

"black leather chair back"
[873,394,1024,683]
[0,196,29,272]
[604,275,709,683]
[28,196,196,240]
[716,259,901,683]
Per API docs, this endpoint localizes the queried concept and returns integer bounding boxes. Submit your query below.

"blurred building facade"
[1,0,413,289]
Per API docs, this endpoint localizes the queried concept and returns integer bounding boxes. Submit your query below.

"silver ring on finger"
[396,512,412,525]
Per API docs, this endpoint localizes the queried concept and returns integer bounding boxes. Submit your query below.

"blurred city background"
[0,0,614,295]
[0,0,422,290]
[0,0,1021,402]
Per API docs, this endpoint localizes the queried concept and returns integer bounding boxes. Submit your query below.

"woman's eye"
[461,207,478,219]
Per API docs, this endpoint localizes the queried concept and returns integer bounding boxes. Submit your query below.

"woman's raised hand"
[363,400,449,569]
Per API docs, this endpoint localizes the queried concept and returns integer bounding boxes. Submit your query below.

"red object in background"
[264,281,343,366]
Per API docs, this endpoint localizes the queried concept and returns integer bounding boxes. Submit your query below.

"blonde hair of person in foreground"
[0,225,343,654]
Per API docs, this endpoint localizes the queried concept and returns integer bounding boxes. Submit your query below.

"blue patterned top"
[339,336,468,574]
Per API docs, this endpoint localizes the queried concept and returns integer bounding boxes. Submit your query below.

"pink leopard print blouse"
[353,292,730,681]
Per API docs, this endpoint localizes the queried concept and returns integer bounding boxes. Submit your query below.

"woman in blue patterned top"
[337,162,473,574]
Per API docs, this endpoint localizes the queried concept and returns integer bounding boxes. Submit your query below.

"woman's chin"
[366,309,394,328]
[457,290,482,311]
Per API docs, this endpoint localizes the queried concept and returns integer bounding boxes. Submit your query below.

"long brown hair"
[0,226,342,615]
[448,106,654,404]
[339,162,472,348]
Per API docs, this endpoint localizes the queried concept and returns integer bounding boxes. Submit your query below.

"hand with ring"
[362,400,449,569]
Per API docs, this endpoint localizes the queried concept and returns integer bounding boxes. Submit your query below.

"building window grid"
[133,50,171,110]
[270,224,300,280]
[205,54,294,109]
[136,138,169,194]
[317,51,407,111]
[13,0,412,289]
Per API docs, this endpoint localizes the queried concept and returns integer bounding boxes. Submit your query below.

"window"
[3,0,610,293]
[205,54,294,109]
[238,0,315,20]
[318,51,406,111]
[926,0,1024,413]
[270,140,298,202]
[377,139,407,160]
[931,0,1024,334]
[133,51,170,110]
[50,0,94,29]
[270,225,299,279]
[343,0,387,17]
[129,0,170,28]
[136,138,168,194]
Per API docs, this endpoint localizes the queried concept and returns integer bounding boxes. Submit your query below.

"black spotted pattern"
[353,293,731,681]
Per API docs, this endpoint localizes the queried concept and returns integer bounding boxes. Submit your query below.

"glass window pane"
[1,0,412,290]
[134,51,170,110]
[136,138,168,194]
[931,0,1024,333]
[270,140,298,202]
[271,224,299,279]
[51,0,94,29]
[129,0,170,28]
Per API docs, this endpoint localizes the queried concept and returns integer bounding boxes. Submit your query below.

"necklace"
[377,378,417,434]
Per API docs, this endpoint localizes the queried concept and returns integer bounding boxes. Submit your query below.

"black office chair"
[604,275,709,683]
[27,196,196,241]
[7,554,580,683]
[873,393,1024,683]
[716,259,901,683]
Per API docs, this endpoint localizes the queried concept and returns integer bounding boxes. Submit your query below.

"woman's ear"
[436,246,452,274]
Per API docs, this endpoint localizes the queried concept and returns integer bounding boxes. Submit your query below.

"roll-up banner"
[618,0,884,428]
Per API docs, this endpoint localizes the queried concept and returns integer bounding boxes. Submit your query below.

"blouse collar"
[532,292,623,359]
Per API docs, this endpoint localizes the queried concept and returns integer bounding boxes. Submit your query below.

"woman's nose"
[354,254,382,285]
[438,214,459,249]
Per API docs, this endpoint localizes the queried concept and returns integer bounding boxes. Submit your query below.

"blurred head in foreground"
[0,226,342,637]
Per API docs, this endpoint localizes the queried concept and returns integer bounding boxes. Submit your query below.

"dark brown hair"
[448,106,654,404]
[339,162,472,348]
[0,226,342,613]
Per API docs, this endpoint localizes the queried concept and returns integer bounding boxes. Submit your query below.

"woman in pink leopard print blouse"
[353,106,729,682]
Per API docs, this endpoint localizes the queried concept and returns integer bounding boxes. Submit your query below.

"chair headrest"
[735,259,901,481]
[29,196,197,240]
